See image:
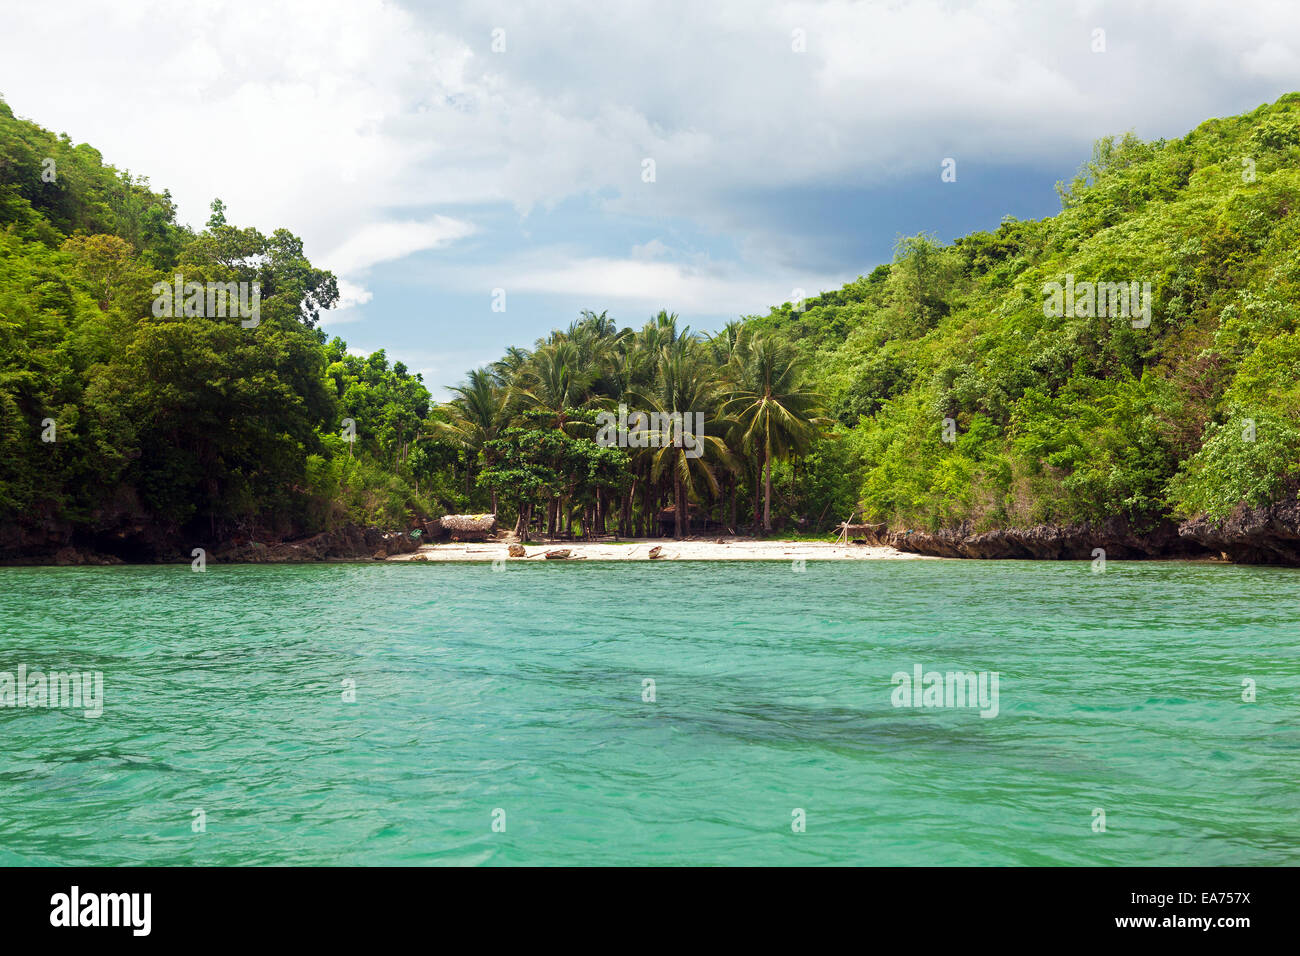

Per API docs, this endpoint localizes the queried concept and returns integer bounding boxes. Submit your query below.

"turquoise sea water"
[1,560,1297,866]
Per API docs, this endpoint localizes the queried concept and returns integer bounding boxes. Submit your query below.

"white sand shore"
[389,538,935,562]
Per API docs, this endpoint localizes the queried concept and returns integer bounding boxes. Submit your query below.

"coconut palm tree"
[490,346,532,388]
[437,367,508,509]
[706,319,749,365]
[722,335,828,533]
[628,350,735,539]
[512,341,603,433]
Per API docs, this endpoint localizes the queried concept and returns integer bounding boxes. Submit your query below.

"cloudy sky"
[1,0,1296,391]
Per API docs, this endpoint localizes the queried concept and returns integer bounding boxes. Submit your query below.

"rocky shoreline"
[859,519,1209,560]
[857,506,1300,566]
[0,524,421,566]
[1176,500,1300,565]
[212,526,420,563]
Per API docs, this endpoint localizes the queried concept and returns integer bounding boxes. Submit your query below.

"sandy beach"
[388,538,934,562]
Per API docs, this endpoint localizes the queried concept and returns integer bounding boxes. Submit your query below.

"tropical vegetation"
[2,92,1299,557]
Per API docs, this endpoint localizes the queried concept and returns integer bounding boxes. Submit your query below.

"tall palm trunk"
[674,472,684,539]
[729,474,739,533]
[641,482,654,537]
[621,479,635,537]
[763,439,772,532]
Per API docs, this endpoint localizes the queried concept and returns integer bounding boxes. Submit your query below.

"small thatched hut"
[439,513,497,541]
[419,519,447,540]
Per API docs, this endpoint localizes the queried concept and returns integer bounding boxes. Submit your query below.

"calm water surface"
[1,560,1297,865]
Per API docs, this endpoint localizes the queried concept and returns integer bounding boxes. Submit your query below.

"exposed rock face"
[0,520,128,565]
[871,504,1300,566]
[875,519,1216,561]
[0,518,75,564]
[0,521,422,565]
[1177,501,1300,565]
[213,526,419,564]
[53,547,124,566]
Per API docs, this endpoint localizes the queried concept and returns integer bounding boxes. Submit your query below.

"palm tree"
[437,367,507,510]
[628,351,735,539]
[434,309,828,540]
[722,335,828,533]
[567,310,627,401]
[575,309,616,339]
[512,341,602,433]
[509,342,612,536]
[490,346,531,388]
[706,319,748,365]
[607,313,695,535]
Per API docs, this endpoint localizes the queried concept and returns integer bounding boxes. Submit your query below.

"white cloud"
[322,217,477,274]
[4,0,1293,248]
[631,239,671,261]
[1241,40,1300,79]
[0,0,477,286]
[319,279,374,327]
[503,255,843,317]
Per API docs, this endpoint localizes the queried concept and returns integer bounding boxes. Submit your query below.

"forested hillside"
[0,98,448,560]
[746,93,1300,561]
[2,94,1298,563]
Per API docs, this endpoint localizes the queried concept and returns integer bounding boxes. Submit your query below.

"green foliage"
[751,92,1300,532]
[1167,413,1300,521]
[324,340,431,467]
[8,91,1300,554]
[0,100,447,553]
[479,415,630,530]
